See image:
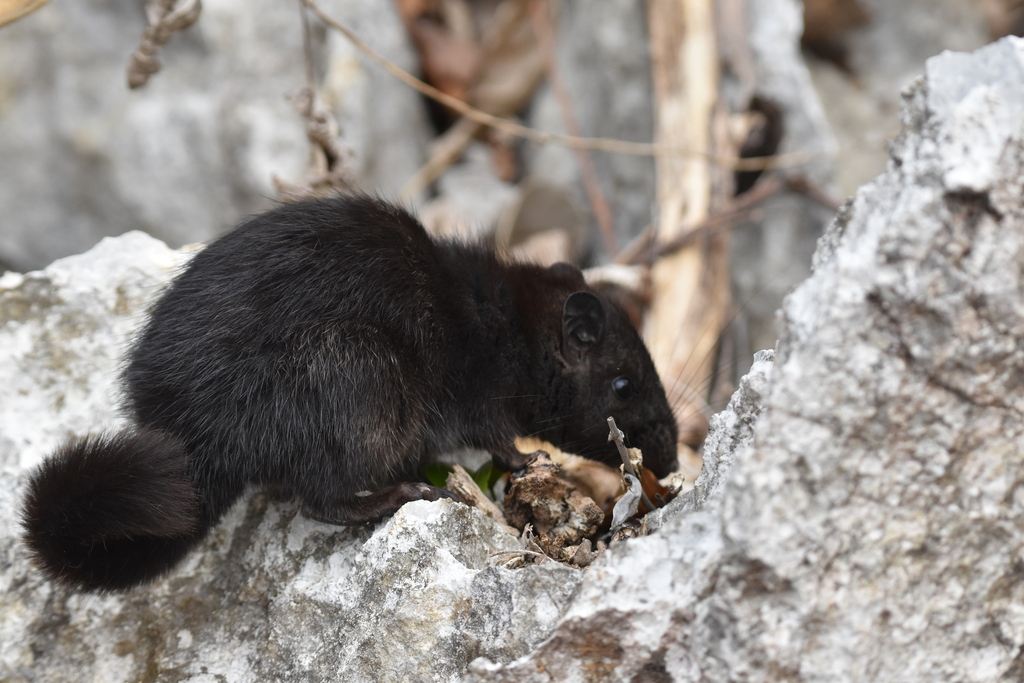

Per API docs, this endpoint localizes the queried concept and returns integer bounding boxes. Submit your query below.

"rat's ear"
[562,291,605,364]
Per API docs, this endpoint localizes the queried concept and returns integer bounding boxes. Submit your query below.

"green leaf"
[471,460,504,497]
[421,462,454,488]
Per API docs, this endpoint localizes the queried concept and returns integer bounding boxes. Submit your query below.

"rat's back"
[124,196,455,506]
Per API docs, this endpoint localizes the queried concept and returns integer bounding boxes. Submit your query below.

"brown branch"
[620,173,842,265]
[784,175,844,212]
[400,118,482,201]
[652,174,783,262]
[127,0,202,89]
[272,1,355,201]
[273,88,355,201]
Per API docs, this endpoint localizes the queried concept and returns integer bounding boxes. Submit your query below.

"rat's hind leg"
[285,323,453,526]
[300,483,454,525]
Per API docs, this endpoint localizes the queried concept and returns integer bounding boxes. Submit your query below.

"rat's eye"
[612,376,633,400]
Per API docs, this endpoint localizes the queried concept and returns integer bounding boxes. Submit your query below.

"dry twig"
[127,0,202,89]
[0,0,50,27]
[274,3,355,201]
[606,417,656,513]
[620,173,841,266]
[445,464,519,536]
[488,549,549,565]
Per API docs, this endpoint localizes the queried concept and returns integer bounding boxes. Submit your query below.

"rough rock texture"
[467,36,1024,681]
[0,234,583,682]
[0,0,430,271]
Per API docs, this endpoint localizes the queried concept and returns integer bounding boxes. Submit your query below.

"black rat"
[20,195,678,592]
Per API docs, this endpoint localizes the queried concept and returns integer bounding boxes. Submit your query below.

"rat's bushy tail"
[20,429,213,592]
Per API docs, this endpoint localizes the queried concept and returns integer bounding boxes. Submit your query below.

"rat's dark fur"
[21,195,678,592]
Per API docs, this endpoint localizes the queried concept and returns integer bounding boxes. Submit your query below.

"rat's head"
[544,289,679,479]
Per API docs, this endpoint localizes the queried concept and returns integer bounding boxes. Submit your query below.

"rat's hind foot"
[301,482,454,525]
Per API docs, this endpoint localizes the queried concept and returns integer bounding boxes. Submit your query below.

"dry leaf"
[503,451,604,558]
[514,437,624,510]
[396,0,482,108]
[397,0,546,191]
[495,178,585,265]
[468,0,545,116]
[610,473,642,529]
[802,0,870,43]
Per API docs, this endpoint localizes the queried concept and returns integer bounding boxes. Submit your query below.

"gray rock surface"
[651,349,775,527]
[0,0,431,272]
[467,36,1024,681]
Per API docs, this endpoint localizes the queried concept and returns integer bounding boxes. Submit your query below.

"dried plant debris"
[396,0,544,118]
[396,0,483,107]
[801,0,870,71]
[494,179,585,266]
[126,0,203,89]
[564,537,603,568]
[514,437,623,512]
[500,434,680,567]
[977,0,1024,38]
[396,0,545,194]
[734,97,785,195]
[502,451,604,561]
[609,473,642,529]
